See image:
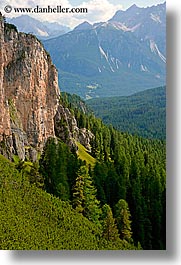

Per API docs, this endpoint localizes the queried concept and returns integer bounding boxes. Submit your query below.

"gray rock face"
[77,128,94,152]
[54,105,78,150]
[54,105,94,151]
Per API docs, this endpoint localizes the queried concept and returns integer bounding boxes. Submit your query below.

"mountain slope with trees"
[87,86,166,140]
[0,93,166,250]
[46,93,166,249]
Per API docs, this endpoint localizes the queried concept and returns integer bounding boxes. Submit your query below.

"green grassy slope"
[76,141,96,167]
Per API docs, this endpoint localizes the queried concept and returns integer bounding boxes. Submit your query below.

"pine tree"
[55,141,70,200]
[93,162,107,204]
[83,168,101,223]
[115,199,132,241]
[72,173,85,214]
[130,177,145,246]
[39,138,57,194]
[79,113,86,128]
[39,138,70,200]
[28,162,44,189]
[105,165,119,207]
[73,166,101,224]
[101,204,120,242]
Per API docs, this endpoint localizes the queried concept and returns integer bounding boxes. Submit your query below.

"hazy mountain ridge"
[43,2,166,99]
[7,15,70,39]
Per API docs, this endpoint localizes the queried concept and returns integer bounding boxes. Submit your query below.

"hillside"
[0,154,138,250]
[87,86,166,140]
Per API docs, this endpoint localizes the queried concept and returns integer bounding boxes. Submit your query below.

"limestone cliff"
[0,15,94,160]
[0,16,60,160]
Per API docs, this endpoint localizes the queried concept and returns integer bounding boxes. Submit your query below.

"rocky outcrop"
[54,105,78,150]
[0,15,60,160]
[0,15,94,160]
[54,105,94,151]
[77,128,94,152]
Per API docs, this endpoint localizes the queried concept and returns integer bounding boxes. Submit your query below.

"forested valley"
[0,93,166,250]
[87,86,166,140]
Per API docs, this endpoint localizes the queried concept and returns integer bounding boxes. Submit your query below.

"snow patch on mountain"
[116,59,120,69]
[99,45,115,72]
[150,40,166,63]
[130,23,141,32]
[140,65,149,72]
[98,21,141,33]
[111,22,130,31]
[99,45,108,60]
[36,28,49,37]
[150,13,161,23]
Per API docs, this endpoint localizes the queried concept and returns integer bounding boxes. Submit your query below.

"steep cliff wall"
[0,17,11,138]
[0,15,94,160]
[0,15,60,160]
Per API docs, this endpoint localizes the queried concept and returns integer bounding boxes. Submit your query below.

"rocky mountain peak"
[74,21,93,31]
[127,4,139,11]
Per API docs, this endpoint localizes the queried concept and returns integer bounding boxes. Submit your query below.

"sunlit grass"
[76,142,96,167]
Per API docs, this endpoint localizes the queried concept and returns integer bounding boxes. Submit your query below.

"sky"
[0,0,165,28]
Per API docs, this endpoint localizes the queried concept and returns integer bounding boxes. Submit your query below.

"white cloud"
[0,0,123,28]
[78,0,123,23]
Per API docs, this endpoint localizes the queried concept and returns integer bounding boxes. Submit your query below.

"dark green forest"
[0,93,166,250]
[87,86,166,140]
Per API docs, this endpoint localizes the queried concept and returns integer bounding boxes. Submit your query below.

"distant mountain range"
[43,2,166,99]
[7,15,70,39]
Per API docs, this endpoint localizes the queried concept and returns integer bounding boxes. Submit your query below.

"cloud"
[78,0,123,22]
[0,0,123,28]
